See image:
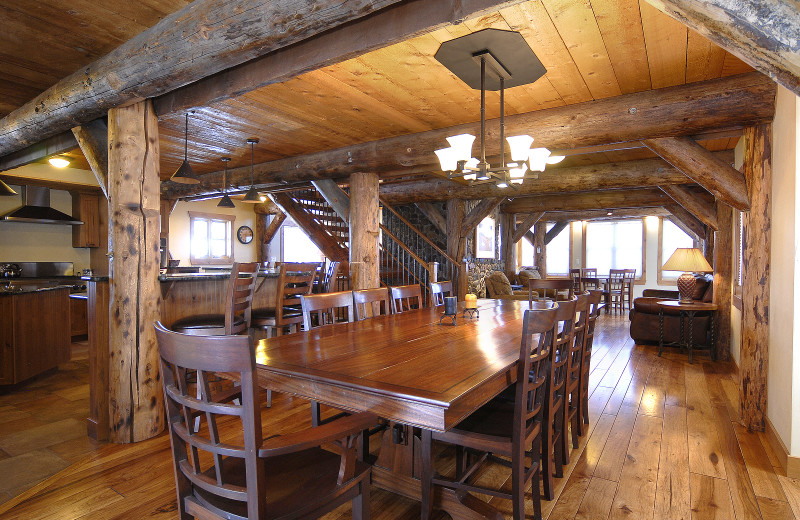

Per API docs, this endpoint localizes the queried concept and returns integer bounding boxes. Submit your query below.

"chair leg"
[541,413,554,501]
[571,396,580,449]
[420,430,434,520]
[352,477,370,520]
[553,404,564,479]
[561,398,570,466]
[531,436,543,520]
[311,401,322,427]
[511,445,525,520]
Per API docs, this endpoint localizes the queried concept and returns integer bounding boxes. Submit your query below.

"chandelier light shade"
[433,29,565,187]
[662,247,714,302]
[171,112,201,184]
[240,138,261,203]
[217,157,235,208]
[0,179,17,196]
[48,155,71,168]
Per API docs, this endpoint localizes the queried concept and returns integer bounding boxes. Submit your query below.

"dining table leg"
[373,422,504,520]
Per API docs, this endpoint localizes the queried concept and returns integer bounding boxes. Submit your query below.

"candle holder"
[463,293,479,319]
[463,307,479,319]
[440,296,458,325]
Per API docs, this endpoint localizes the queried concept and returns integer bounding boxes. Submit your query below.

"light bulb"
[48,156,70,168]
[496,182,508,188]
[446,134,476,162]
[506,135,534,162]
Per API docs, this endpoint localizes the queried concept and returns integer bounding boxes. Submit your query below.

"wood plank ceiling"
[0,0,752,181]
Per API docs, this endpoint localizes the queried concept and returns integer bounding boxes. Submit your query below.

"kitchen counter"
[0,283,83,295]
[81,270,283,283]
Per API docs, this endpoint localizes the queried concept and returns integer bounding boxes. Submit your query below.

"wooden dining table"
[252,298,531,520]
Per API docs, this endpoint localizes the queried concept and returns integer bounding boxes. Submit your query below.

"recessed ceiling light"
[48,156,70,168]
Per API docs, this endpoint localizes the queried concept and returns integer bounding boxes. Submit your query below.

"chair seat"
[190,446,371,519]
[251,307,302,326]
[171,314,244,336]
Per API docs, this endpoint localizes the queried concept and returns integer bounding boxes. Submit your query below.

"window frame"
[733,209,744,310]
[189,211,235,265]
[544,221,572,277]
[657,217,701,285]
[581,218,646,283]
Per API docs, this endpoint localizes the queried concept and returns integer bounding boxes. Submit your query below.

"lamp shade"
[435,147,458,171]
[217,194,236,208]
[662,247,713,272]
[528,147,550,172]
[506,135,534,161]
[446,134,475,162]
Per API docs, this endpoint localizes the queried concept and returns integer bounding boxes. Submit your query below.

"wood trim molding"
[764,416,800,479]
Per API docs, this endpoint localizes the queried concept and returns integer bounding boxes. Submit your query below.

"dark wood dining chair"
[390,284,424,313]
[569,269,582,294]
[607,269,626,314]
[429,280,453,306]
[528,278,573,306]
[541,297,576,500]
[319,260,342,293]
[353,287,392,320]
[563,292,590,462]
[300,290,355,331]
[171,262,258,336]
[420,302,559,520]
[251,262,317,337]
[581,268,597,278]
[622,268,636,311]
[580,290,604,429]
[154,322,376,520]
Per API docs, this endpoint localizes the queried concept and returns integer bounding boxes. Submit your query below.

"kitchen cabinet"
[72,191,101,248]
[0,288,71,385]
[70,293,88,337]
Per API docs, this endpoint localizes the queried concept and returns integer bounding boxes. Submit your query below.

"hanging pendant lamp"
[240,138,261,203]
[217,157,235,208]
[170,113,201,184]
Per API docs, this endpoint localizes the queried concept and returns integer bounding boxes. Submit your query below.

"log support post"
[447,199,467,300]
[533,223,546,276]
[714,201,733,361]
[740,124,772,431]
[107,100,163,443]
[501,213,516,279]
[349,172,379,291]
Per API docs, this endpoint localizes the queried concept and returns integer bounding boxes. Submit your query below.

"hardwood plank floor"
[0,314,795,519]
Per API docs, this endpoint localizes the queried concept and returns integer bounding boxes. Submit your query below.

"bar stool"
[251,262,317,337]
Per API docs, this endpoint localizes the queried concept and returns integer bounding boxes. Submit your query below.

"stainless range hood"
[0,186,83,225]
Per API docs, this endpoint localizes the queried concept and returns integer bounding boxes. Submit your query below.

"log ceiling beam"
[501,188,670,214]
[460,198,504,239]
[0,131,76,173]
[0,0,413,157]
[646,0,800,98]
[659,184,718,230]
[312,179,350,224]
[252,199,281,215]
[544,221,569,246]
[511,212,544,243]
[665,203,707,241]
[71,119,109,199]
[543,207,672,224]
[643,136,750,210]
[262,212,286,245]
[154,0,530,116]
[163,73,771,200]
[414,202,447,235]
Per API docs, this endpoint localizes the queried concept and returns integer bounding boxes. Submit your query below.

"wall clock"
[236,225,254,244]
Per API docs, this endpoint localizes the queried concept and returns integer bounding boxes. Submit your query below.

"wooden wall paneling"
[107,100,163,443]
[501,213,516,278]
[739,124,771,431]
[71,119,109,198]
[12,289,70,384]
[647,0,800,98]
[87,280,110,441]
[659,184,719,230]
[349,172,380,290]
[639,0,688,89]
[686,29,727,83]
[714,201,733,361]
[590,0,651,94]
[446,199,468,299]
[0,296,12,384]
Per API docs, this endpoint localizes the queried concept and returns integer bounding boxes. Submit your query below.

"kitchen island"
[84,270,282,440]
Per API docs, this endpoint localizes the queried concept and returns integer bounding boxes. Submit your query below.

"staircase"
[277,186,461,298]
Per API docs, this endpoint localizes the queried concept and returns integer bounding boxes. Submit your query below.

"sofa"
[484,270,535,300]
[629,274,714,345]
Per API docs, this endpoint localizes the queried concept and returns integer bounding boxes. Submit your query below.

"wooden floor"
[2,313,800,519]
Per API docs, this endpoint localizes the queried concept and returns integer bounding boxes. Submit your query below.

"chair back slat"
[568,293,590,385]
[608,269,626,291]
[569,269,582,293]
[390,284,424,313]
[429,280,453,306]
[353,287,392,320]
[225,262,258,335]
[300,291,355,330]
[275,262,318,325]
[528,278,574,305]
[517,302,558,438]
[155,322,266,518]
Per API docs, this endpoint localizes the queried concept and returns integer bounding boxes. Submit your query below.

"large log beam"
[460,198,504,239]
[714,201,733,361]
[643,136,750,210]
[665,203,707,241]
[538,207,672,224]
[154,0,530,115]
[349,173,380,290]
[501,213,516,279]
[414,202,447,235]
[107,100,163,443]
[544,221,569,246]
[0,0,409,157]
[71,119,109,199]
[164,73,772,199]
[501,188,670,214]
[512,212,544,243]
[659,184,718,230]
[740,124,772,431]
[446,199,468,299]
[270,193,349,263]
[646,0,800,98]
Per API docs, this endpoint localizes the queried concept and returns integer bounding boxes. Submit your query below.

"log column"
[740,124,772,431]
[714,201,733,361]
[533,222,547,276]
[447,199,468,299]
[501,213,517,279]
[349,172,379,290]
[107,100,163,443]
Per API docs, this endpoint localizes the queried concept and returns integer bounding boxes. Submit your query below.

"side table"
[657,300,718,364]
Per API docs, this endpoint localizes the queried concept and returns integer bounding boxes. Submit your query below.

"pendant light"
[0,179,17,196]
[170,112,201,184]
[240,138,261,203]
[217,157,235,208]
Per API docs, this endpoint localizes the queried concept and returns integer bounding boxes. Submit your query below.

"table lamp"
[662,247,713,302]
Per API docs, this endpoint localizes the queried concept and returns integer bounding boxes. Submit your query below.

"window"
[545,222,571,276]
[584,220,644,278]
[282,224,324,262]
[658,218,696,284]
[189,212,234,265]
[733,210,744,308]
[520,235,534,269]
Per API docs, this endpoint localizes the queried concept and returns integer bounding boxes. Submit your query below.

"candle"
[465,293,477,309]
[444,296,457,315]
